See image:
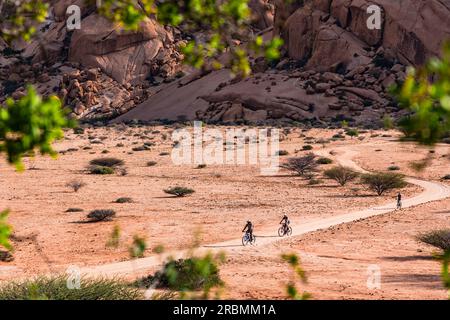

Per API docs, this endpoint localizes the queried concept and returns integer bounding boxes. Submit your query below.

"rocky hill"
[1,0,449,126]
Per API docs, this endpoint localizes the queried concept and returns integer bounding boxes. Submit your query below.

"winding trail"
[80,145,450,277]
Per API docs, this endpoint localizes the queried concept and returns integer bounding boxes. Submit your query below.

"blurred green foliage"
[392,42,450,144]
[0,210,13,251]
[0,0,48,42]
[0,86,75,170]
[281,253,310,300]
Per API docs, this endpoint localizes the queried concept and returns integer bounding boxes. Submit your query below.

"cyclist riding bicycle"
[396,192,402,209]
[242,220,254,241]
[280,214,290,232]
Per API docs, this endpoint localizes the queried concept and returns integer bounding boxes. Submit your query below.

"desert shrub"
[164,187,195,197]
[276,150,289,156]
[66,180,86,192]
[115,197,133,203]
[280,153,318,178]
[388,165,400,171]
[443,174,450,180]
[146,161,157,167]
[66,208,83,213]
[132,146,148,152]
[307,179,322,185]
[129,235,147,258]
[159,152,170,156]
[361,172,407,196]
[116,143,125,147]
[316,157,333,165]
[196,164,207,169]
[73,127,85,135]
[0,250,13,262]
[87,209,116,222]
[332,133,345,139]
[88,166,114,175]
[345,129,359,138]
[117,167,128,176]
[0,275,142,300]
[138,256,223,292]
[383,114,394,130]
[417,230,450,251]
[89,157,124,168]
[101,150,109,154]
[324,166,359,186]
[302,145,313,151]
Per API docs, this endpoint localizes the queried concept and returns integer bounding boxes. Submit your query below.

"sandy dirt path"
[80,145,450,277]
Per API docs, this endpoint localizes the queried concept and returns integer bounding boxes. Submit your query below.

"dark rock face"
[278,0,450,70]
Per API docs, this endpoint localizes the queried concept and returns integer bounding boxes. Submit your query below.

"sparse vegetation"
[87,209,116,222]
[387,165,400,171]
[164,187,195,197]
[66,180,86,192]
[345,129,359,138]
[65,208,83,213]
[0,275,143,300]
[302,145,313,151]
[361,172,407,196]
[324,166,359,186]
[276,150,289,156]
[417,230,450,251]
[89,157,124,168]
[316,157,333,165]
[140,255,224,292]
[88,166,115,175]
[115,197,133,204]
[146,161,157,167]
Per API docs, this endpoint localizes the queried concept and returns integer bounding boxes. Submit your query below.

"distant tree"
[280,153,318,178]
[324,166,359,186]
[361,172,407,196]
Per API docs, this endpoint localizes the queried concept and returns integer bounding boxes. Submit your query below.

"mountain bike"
[242,231,256,246]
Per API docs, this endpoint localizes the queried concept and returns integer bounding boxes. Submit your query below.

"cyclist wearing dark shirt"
[242,220,254,241]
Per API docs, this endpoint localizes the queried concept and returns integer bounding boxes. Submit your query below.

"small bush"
[345,129,359,138]
[89,157,124,168]
[65,208,83,213]
[87,209,116,222]
[276,150,289,156]
[302,145,313,151]
[159,152,170,156]
[66,180,86,192]
[388,165,400,171]
[442,174,450,180]
[417,230,450,251]
[138,256,223,291]
[324,166,359,186]
[88,166,114,175]
[361,172,407,196]
[196,164,207,169]
[164,187,195,197]
[0,251,13,262]
[73,127,85,134]
[101,150,109,154]
[0,275,143,300]
[115,197,133,203]
[316,157,333,165]
[280,153,318,178]
[147,161,157,167]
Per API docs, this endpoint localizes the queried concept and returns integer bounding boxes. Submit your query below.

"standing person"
[242,220,254,241]
[396,192,402,209]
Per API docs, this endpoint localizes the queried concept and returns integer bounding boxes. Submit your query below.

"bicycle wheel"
[286,226,293,236]
[251,235,256,245]
[278,226,285,237]
[242,234,249,246]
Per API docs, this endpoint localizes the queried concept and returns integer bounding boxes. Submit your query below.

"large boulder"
[68,14,177,84]
[278,0,450,68]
